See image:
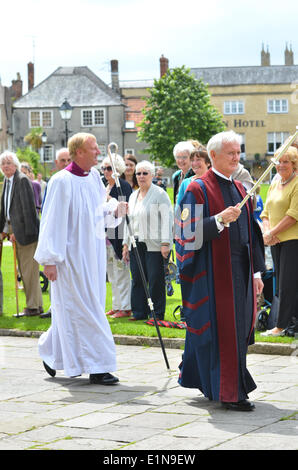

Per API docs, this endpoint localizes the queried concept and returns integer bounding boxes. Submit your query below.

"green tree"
[138,66,226,167]
[16,147,42,176]
[24,127,43,152]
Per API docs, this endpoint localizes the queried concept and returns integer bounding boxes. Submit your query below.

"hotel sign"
[224,120,266,128]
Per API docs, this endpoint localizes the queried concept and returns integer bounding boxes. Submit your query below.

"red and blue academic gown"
[175,168,265,403]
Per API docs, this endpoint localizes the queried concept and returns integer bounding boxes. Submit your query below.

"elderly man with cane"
[0,151,43,317]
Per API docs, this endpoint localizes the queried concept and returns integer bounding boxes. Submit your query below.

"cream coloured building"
[120,49,298,179]
[191,46,298,176]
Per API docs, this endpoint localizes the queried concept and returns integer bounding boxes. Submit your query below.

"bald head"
[55,148,71,171]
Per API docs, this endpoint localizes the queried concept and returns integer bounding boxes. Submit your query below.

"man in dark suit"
[0,151,43,316]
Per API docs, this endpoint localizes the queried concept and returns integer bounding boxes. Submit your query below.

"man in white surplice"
[34,133,127,385]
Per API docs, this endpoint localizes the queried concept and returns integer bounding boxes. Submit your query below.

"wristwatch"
[216,215,224,224]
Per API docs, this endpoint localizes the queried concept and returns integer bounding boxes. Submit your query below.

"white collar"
[212,167,233,181]
[6,174,14,183]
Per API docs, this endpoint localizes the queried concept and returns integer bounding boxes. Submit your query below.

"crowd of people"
[0,129,297,410]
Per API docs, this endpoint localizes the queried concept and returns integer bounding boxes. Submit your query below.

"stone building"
[191,45,298,176]
[12,64,124,172]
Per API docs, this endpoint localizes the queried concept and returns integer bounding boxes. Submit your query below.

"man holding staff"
[176,130,265,411]
[35,133,127,384]
[0,151,43,317]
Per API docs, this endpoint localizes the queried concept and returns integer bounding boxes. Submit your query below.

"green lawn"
[1,183,290,345]
[0,238,294,345]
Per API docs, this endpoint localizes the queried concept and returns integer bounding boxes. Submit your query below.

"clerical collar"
[212,167,233,182]
[65,161,90,177]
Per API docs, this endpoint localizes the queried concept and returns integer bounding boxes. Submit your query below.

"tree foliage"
[16,147,42,175]
[138,66,226,167]
[24,127,43,151]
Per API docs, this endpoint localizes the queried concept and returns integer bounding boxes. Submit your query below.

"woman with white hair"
[172,141,196,204]
[101,154,132,318]
[122,160,173,321]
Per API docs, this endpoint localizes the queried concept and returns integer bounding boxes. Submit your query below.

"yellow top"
[261,176,298,242]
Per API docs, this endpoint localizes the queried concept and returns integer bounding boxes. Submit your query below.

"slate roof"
[120,79,155,89]
[190,65,298,87]
[13,66,122,108]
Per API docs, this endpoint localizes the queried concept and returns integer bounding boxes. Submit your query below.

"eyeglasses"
[136,171,149,176]
[175,155,189,161]
[102,166,112,171]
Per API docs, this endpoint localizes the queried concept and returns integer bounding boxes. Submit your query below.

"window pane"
[94,109,104,125]
[231,102,237,113]
[224,102,230,114]
[275,101,281,112]
[44,145,53,162]
[282,100,288,112]
[238,102,244,113]
[267,132,274,143]
[30,111,40,127]
[42,111,52,127]
[98,144,106,156]
[82,110,92,126]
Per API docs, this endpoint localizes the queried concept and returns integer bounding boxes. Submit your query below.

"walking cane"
[12,240,20,317]
[107,143,170,370]
[0,238,3,267]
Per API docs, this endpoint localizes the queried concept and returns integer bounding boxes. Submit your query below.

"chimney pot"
[110,59,119,93]
[11,73,23,99]
[285,43,294,65]
[160,55,169,77]
[28,62,34,91]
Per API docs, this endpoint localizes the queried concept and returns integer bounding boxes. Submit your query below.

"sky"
[1,0,298,93]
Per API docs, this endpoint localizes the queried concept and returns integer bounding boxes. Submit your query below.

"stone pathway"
[0,336,297,451]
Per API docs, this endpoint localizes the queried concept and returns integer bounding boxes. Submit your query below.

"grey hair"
[101,153,126,175]
[207,131,242,160]
[0,150,21,171]
[173,141,195,158]
[135,160,155,176]
[56,147,69,160]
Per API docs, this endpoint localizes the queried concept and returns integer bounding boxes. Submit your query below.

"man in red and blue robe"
[175,131,265,411]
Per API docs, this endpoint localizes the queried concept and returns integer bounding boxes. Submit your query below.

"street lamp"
[59,98,73,145]
[41,131,47,178]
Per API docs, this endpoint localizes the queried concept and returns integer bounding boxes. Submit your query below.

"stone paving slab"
[0,336,297,452]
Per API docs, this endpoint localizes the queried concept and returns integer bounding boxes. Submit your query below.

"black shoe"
[43,361,56,377]
[89,372,119,385]
[40,309,51,319]
[222,399,255,411]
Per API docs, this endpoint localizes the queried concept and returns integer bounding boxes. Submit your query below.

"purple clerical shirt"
[65,161,90,177]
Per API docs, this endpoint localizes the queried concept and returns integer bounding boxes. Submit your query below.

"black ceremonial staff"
[107,142,170,370]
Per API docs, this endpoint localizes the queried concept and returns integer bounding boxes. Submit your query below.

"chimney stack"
[28,62,34,91]
[285,43,294,65]
[110,60,119,93]
[160,55,169,77]
[11,72,23,99]
[261,44,270,66]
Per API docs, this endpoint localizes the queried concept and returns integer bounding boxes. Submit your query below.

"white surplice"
[34,167,120,377]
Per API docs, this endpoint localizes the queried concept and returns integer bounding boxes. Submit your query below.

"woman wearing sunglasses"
[122,161,173,321]
[101,154,132,318]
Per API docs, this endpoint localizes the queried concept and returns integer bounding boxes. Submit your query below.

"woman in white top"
[122,161,173,320]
